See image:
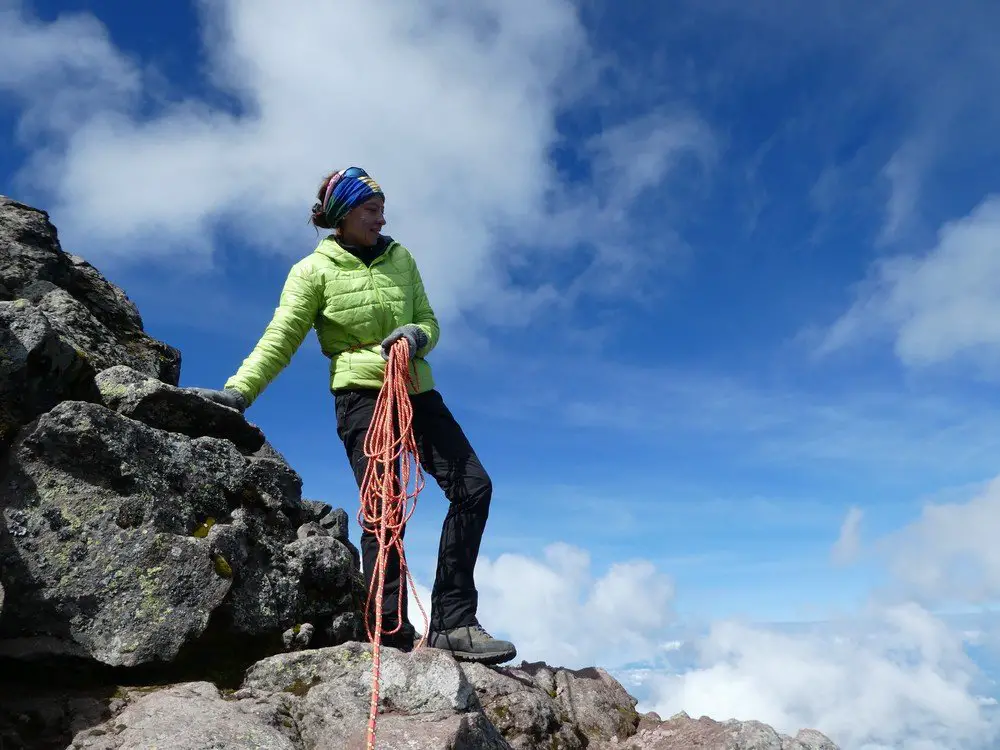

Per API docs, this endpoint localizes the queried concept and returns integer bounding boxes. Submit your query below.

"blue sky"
[4,1,1000,747]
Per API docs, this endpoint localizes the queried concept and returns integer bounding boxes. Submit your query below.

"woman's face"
[339,196,386,247]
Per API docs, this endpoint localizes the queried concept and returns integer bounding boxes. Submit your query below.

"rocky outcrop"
[0,194,840,750]
[0,197,180,448]
[5,643,841,750]
[0,396,362,667]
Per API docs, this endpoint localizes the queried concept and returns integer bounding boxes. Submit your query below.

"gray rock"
[343,712,512,750]
[241,454,305,513]
[252,439,290,465]
[462,660,638,749]
[96,365,265,454]
[282,622,315,650]
[23,284,175,389]
[0,195,180,385]
[325,610,365,644]
[617,712,840,750]
[789,728,841,750]
[0,299,96,446]
[0,402,236,666]
[461,663,582,749]
[551,664,639,741]
[69,682,297,750]
[302,501,351,542]
[296,521,325,540]
[242,642,512,749]
[65,252,144,334]
[0,400,359,665]
[0,197,72,300]
[72,676,512,750]
[300,501,361,571]
[207,506,357,639]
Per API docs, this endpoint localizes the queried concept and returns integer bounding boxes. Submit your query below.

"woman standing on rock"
[188,167,515,666]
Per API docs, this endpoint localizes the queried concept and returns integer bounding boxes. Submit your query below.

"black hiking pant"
[334,387,492,637]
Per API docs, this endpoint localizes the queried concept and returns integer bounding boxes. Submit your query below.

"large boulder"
[0,399,361,667]
[462,660,638,748]
[0,196,180,444]
[96,365,266,454]
[238,643,512,749]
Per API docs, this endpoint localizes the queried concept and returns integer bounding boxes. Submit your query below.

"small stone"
[281,622,314,650]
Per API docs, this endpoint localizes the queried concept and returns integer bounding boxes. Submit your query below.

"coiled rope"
[357,337,429,750]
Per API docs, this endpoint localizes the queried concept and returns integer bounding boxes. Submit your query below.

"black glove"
[380,324,429,361]
[186,387,248,412]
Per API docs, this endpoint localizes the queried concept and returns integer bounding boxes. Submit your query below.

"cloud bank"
[461,476,1000,750]
[0,0,709,325]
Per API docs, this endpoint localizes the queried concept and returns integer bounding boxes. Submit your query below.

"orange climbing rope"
[357,338,429,750]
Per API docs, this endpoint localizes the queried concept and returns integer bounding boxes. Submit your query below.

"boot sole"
[441,647,517,666]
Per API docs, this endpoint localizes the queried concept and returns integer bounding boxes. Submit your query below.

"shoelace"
[469,624,494,640]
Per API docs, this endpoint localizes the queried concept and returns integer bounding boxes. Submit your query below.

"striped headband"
[321,167,384,227]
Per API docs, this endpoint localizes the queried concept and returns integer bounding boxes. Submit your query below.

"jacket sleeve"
[410,258,440,357]
[224,261,322,405]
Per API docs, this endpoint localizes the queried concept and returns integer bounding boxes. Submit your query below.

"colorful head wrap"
[318,167,384,227]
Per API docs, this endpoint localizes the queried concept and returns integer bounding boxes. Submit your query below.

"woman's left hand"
[380,324,428,361]
[186,386,248,412]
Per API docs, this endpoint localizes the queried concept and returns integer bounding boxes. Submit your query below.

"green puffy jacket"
[224,236,440,405]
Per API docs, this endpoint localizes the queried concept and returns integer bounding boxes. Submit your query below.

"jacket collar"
[315,235,395,269]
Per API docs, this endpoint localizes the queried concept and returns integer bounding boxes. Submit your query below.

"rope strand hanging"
[357,337,429,750]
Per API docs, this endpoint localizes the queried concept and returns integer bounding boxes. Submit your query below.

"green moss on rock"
[192,517,216,538]
[283,675,321,697]
[213,553,232,578]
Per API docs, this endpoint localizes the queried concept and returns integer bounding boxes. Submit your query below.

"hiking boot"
[427,623,517,665]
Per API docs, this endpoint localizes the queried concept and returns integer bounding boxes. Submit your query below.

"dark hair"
[310,171,337,229]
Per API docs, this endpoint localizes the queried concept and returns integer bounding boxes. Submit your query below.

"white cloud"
[644,605,998,750]
[0,3,139,137]
[636,473,1000,749]
[466,543,675,669]
[586,111,713,211]
[877,137,929,246]
[820,195,1000,368]
[0,0,709,326]
[832,506,864,566]
[883,476,1000,607]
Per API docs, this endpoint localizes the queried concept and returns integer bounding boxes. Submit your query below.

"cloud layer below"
[446,474,1000,750]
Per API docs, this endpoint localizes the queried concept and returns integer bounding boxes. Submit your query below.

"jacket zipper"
[368,244,392,335]
[325,239,395,342]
